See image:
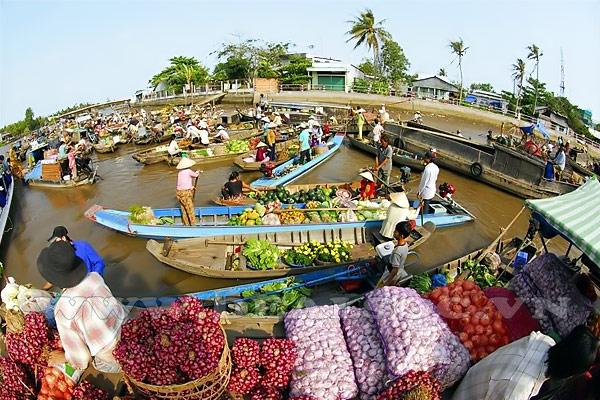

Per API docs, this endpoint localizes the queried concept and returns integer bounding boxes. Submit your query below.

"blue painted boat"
[250,133,345,189]
[85,197,474,240]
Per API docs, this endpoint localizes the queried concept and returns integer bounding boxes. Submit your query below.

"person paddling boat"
[176,158,202,226]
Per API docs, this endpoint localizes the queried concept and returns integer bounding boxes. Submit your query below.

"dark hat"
[48,226,70,242]
[424,151,435,160]
[37,241,87,288]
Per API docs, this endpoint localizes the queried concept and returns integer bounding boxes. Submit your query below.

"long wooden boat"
[24,162,98,189]
[93,143,116,153]
[169,144,248,167]
[385,122,578,199]
[569,159,595,177]
[347,136,424,171]
[132,144,169,165]
[250,133,345,189]
[84,197,474,240]
[146,223,435,279]
[0,177,15,246]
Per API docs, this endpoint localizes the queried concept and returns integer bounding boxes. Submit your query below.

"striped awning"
[526,177,600,267]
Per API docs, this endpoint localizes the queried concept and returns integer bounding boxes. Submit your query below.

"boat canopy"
[525,177,600,268]
[520,123,550,139]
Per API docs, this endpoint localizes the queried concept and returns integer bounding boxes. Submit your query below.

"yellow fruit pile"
[279,208,306,224]
[306,201,320,209]
[239,209,262,226]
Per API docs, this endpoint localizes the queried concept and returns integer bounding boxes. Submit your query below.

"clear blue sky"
[1,0,599,126]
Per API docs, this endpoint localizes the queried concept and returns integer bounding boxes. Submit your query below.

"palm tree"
[527,44,543,114]
[512,58,527,118]
[438,68,447,77]
[346,9,391,73]
[449,39,469,101]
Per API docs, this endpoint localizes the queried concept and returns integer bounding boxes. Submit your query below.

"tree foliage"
[380,39,411,84]
[438,68,447,77]
[357,59,377,76]
[449,38,468,101]
[512,58,527,112]
[346,9,391,72]
[279,55,311,85]
[469,82,494,92]
[1,107,46,138]
[150,56,209,93]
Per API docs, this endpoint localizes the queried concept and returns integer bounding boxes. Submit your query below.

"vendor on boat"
[310,121,323,144]
[176,158,202,226]
[553,144,567,180]
[261,117,271,135]
[221,171,253,200]
[379,105,390,123]
[380,192,414,240]
[266,126,276,161]
[271,112,283,127]
[374,134,393,185]
[214,125,230,142]
[298,123,311,164]
[417,151,439,214]
[57,138,69,176]
[359,171,377,200]
[329,115,338,125]
[372,118,384,145]
[254,142,270,163]
[356,108,366,140]
[381,220,413,286]
[168,136,181,157]
[37,241,126,372]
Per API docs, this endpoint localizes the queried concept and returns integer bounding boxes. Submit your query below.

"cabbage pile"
[285,305,358,400]
[509,253,593,337]
[340,307,387,399]
[365,287,470,389]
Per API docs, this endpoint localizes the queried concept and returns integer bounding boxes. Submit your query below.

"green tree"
[438,68,447,77]
[213,57,251,80]
[449,38,469,101]
[469,82,494,92]
[24,107,35,130]
[357,59,378,76]
[527,44,543,114]
[280,55,312,84]
[346,9,391,72]
[512,58,527,116]
[380,39,411,84]
[213,39,292,80]
[150,56,209,93]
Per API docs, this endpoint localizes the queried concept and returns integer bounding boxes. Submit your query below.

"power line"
[560,48,565,97]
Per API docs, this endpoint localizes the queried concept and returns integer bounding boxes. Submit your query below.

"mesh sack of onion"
[115,297,231,400]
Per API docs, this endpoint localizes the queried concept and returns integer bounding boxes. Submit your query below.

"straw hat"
[358,108,366,113]
[359,171,374,182]
[176,157,196,170]
[298,122,309,129]
[389,192,410,208]
[217,125,225,130]
[256,142,268,148]
[261,116,270,122]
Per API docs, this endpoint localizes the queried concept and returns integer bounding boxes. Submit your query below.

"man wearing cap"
[37,241,126,372]
[298,123,311,164]
[176,158,202,225]
[359,171,377,200]
[374,135,393,185]
[417,151,439,214]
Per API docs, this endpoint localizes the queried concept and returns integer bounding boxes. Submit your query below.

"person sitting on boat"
[413,111,422,124]
[221,171,253,200]
[372,118,384,145]
[456,130,465,138]
[359,171,377,200]
[298,123,311,164]
[380,192,413,240]
[323,120,331,137]
[523,137,542,157]
[381,220,413,286]
[417,151,439,214]
[213,125,230,143]
[553,144,567,180]
[176,158,202,226]
[198,118,209,130]
[272,112,283,127]
[261,117,271,135]
[374,134,393,186]
[254,142,270,163]
[37,241,126,373]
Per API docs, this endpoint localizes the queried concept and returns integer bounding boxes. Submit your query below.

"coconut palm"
[527,44,543,113]
[449,39,469,101]
[346,9,391,73]
[512,58,527,117]
[438,68,447,77]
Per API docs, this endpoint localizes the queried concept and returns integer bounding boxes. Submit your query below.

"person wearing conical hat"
[254,141,270,163]
[214,125,230,142]
[359,171,377,200]
[356,108,366,140]
[175,157,202,225]
[380,191,412,239]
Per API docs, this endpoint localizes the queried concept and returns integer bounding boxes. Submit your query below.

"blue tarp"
[519,123,550,139]
[24,161,43,181]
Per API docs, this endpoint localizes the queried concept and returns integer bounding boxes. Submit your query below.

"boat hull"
[347,136,424,171]
[0,178,15,246]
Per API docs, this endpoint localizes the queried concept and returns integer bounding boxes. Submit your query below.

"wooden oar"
[475,206,526,264]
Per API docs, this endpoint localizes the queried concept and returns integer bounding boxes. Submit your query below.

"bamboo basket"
[126,326,232,400]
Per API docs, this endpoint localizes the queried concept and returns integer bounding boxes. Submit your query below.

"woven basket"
[126,326,232,400]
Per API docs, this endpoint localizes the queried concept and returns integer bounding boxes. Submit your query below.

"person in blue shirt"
[45,226,105,279]
[298,123,311,164]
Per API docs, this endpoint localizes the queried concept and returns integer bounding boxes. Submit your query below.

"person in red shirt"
[359,171,377,199]
[255,142,270,163]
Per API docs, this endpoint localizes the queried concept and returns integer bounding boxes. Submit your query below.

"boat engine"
[260,162,277,178]
[438,182,456,200]
[399,166,411,184]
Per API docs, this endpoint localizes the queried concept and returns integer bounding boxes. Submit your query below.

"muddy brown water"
[1,115,532,298]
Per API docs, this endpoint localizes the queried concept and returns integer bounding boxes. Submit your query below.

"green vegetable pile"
[408,273,432,294]
[128,204,153,224]
[228,278,312,316]
[226,140,250,153]
[462,260,497,288]
[242,239,280,270]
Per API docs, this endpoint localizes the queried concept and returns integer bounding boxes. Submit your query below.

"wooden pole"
[475,206,526,264]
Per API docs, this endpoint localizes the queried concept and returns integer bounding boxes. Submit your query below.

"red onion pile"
[340,306,387,399]
[0,356,35,399]
[113,296,224,386]
[285,305,358,400]
[228,337,297,398]
[72,380,109,400]
[374,370,441,400]
[365,287,470,389]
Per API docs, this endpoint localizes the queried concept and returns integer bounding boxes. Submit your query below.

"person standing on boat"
[176,158,201,226]
[381,221,413,286]
[553,145,567,180]
[266,125,277,161]
[255,103,263,126]
[417,151,439,214]
[374,135,393,186]
[372,118,384,145]
[298,123,311,164]
[310,121,323,144]
[356,108,366,140]
[57,138,69,176]
[222,171,253,200]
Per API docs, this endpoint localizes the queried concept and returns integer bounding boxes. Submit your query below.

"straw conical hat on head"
[176,157,196,170]
[390,192,409,208]
[359,171,374,182]
[256,142,268,148]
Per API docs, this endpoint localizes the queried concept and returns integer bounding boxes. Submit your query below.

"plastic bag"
[17,288,53,314]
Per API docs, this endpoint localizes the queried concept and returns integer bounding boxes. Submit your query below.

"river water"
[1,114,532,297]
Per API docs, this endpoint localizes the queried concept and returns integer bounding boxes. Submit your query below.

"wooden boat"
[132,144,169,165]
[85,197,474,240]
[347,136,424,171]
[25,161,97,189]
[146,223,435,279]
[233,138,298,171]
[93,143,116,153]
[385,122,578,199]
[0,176,15,246]
[250,133,345,189]
[569,159,595,177]
[169,143,249,167]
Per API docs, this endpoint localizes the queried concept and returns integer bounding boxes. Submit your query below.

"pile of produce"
[226,140,250,154]
[251,186,337,205]
[190,148,212,157]
[38,366,76,400]
[283,240,353,267]
[408,273,433,294]
[128,205,174,225]
[242,239,280,270]
[228,338,297,399]
[113,296,225,386]
[365,287,470,389]
[588,313,600,339]
[354,200,391,222]
[279,208,307,225]
[274,164,300,178]
[374,371,441,400]
[72,380,109,400]
[509,253,593,337]
[249,137,261,150]
[427,280,510,361]
[0,356,35,399]
[285,305,359,400]
[460,260,498,288]
[340,307,387,399]
[5,312,55,376]
[229,205,265,226]
[227,278,311,317]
